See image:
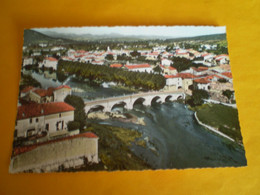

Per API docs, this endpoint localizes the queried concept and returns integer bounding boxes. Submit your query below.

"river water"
[28,70,247,169]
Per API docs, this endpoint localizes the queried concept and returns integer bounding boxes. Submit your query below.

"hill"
[23,29,72,45]
[166,33,226,42]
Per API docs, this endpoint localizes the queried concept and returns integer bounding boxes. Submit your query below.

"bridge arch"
[151,96,162,105]
[87,105,105,114]
[165,95,173,102]
[133,97,147,107]
[111,101,127,112]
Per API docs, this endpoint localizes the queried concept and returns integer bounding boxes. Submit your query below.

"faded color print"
[9,26,247,173]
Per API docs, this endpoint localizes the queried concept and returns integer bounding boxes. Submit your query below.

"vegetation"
[196,104,242,143]
[187,89,209,106]
[218,78,228,83]
[170,57,205,72]
[67,121,80,131]
[222,90,234,102]
[57,60,166,90]
[84,123,151,170]
[64,95,86,130]
[19,74,41,91]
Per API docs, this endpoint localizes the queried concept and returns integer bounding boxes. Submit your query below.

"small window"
[45,123,49,131]
[59,113,61,118]
[29,118,32,123]
[36,118,39,123]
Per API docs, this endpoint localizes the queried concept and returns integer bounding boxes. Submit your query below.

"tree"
[64,95,86,130]
[222,90,234,102]
[67,121,80,131]
[153,65,162,74]
[105,54,114,61]
[189,89,209,106]
[218,78,228,83]
[130,50,141,58]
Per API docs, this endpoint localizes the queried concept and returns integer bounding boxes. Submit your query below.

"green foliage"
[64,95,86,130]
[153,65,162,74]
[105,54,114,60]
[57,60,166,90]
[222,90,234,100]
[218,78,228,83]
[188,90,209,107]
[117,54,131,61]
[196,104,242,142]
[86,123,150,170]
[67,121,80,131]
[170,57,198,72]
[19,74,42,91]
[130,50,141,58]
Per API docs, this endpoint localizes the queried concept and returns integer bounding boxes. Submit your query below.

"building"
[22,85,72,103]
[164,75,182,90]
[23,57,34,66]
[15,102,75,138]
[161,59,173,66]
[160,64,177,75]
[215,54,230,65]
[125,64,153,73]
[194,78,211,91]
[40,57,58,70]
[10,132,99,173]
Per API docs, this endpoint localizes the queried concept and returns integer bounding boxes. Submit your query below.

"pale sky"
[34,26,226,38]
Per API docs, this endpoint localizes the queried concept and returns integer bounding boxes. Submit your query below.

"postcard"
[9,26,247,173]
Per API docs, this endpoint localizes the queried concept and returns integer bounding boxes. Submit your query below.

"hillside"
[23,29,72,45]
[166,33,226,42]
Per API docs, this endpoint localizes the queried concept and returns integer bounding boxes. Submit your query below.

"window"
[45,123,49,131]
[29,118,32,124]
[36,118,39,123]
[59,113,61,118]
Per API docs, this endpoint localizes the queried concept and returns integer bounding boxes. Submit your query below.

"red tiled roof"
[191,67,208,72]
[55,85,71,90]
[125,64,151,69]
[221,72,232,78]
[194,78,210,84]
[13,132,98,156]
[215,54,229,59]
[164,75,180,79]
[21,86,34,93]
[178,73,197,79]
[110,64,122,68]
[33,88,55,97]
[17,102,75,120]
[46,57,58,61]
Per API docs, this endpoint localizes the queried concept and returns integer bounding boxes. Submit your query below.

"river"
[28,70,247,169]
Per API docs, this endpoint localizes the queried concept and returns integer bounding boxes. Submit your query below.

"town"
[9,28,245,173]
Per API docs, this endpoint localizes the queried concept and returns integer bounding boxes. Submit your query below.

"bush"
[67,121,80,131]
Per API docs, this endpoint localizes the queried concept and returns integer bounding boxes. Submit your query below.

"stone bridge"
[85,90,186,113]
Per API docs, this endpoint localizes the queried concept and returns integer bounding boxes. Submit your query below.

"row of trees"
[57,60,166,90]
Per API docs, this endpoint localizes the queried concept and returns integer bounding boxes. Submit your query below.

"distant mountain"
[35,30,173,41]
[167,33,226,42]
[23,29,73,45]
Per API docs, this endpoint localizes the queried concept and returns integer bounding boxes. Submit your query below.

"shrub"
[67,121,80,131]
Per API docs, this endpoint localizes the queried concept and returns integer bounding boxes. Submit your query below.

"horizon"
[33,26,226,38]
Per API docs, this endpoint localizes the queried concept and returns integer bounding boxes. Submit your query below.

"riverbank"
[193,103,243,144]
[84,123,150,171]
[87,111,146,125]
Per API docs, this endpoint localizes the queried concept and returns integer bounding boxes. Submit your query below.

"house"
[215,54,229,65]
[190,66,209,76]
[14,102,75,138]
[164,75,182,90]
[175,49,189,58]
[160,64,177,75]
[22,85,72,103]
[221,72,233,83]
[23,57,34,66]
[178,73,196,91]
[40,57,58,70]
[125,64,153,73]
[145,52,159,60]
[161,59,173,66]
[194,78,211,91]
[10,132,99,173]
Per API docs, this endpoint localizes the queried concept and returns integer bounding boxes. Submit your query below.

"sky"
[34,26,226,38]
